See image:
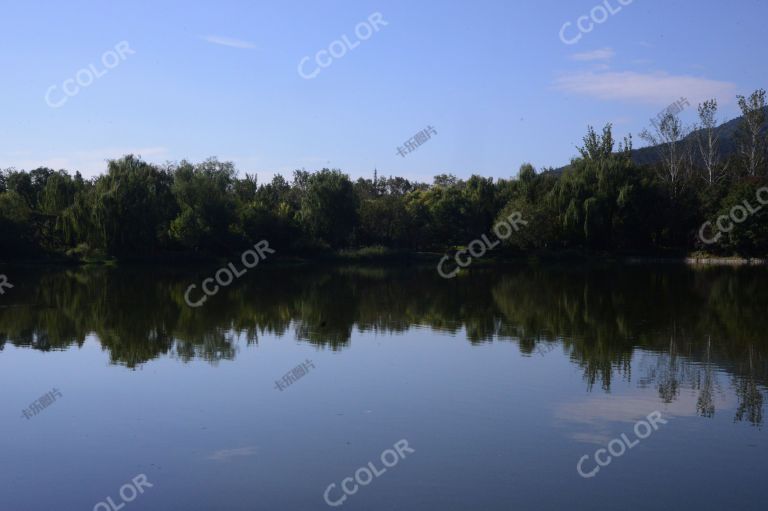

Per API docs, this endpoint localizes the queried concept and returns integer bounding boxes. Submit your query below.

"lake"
[0,263,766,510]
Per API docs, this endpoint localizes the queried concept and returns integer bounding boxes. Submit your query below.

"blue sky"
[0,0,765,182]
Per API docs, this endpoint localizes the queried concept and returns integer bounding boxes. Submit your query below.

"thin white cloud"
[76,146,168,160]
[571,47,615,62]
[4,147,169,177]
[5,157,70,171]
[203,35,257,50]
[207,446,259,461]
[612,116,633,126]
[554,390,732,446]
[553,71,736,105]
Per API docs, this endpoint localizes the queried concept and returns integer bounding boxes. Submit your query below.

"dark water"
[1,263,766,511]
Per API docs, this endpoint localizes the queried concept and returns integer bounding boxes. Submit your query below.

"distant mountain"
[552,107,768,174]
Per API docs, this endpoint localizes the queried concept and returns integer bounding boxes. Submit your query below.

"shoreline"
[2,250,767,268]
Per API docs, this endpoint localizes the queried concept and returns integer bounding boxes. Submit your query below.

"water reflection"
[0,263,766,425]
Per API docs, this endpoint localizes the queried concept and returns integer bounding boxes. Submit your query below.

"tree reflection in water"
[0,263,766,425]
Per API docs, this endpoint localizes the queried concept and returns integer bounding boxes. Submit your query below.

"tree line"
[1,89,767,260]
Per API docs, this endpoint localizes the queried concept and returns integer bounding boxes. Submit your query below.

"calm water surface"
[0,263,766,510]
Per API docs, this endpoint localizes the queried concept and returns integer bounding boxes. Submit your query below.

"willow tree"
[87,155,176,256]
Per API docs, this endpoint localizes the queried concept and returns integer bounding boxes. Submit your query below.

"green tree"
[169,158,237,252]
[298,169,359,248]
[0,191,35,255]
[85,155,176,255]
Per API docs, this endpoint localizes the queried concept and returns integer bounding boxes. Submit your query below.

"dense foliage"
[2,92,767,260]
